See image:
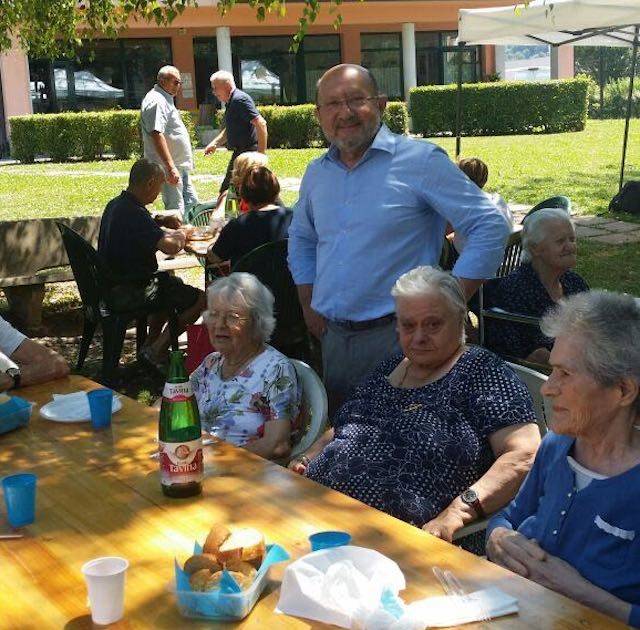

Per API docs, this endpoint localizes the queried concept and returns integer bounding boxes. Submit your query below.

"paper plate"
[40,394,122,423]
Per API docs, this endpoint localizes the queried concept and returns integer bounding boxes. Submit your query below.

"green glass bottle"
[224,183,239,218]
[158,350,203,498]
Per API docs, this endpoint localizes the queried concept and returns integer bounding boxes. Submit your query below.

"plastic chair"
[452,361,550,543]
[232,239,312,362]
[56,222,178,382]
[289,359,328,459]
[521,195,571,224]
[183,200,217,225]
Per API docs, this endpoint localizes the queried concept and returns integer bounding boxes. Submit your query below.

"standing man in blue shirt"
[140,65,198,215]
[288,64,511,414]
[205,70,268,195]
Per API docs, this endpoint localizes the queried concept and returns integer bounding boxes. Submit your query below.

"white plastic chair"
[452,362,551,542]
[289,359,329,459]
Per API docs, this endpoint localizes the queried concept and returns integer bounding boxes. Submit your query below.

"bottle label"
[162,381,193,402]
[159,438,203,486]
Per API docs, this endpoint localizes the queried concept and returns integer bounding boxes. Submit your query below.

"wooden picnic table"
[0,375,626,629]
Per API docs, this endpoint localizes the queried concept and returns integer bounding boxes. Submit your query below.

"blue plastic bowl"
[309,531,352,551]
[0,396,33,435]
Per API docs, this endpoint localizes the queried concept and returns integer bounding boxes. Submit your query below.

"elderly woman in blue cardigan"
[487,290,640,627]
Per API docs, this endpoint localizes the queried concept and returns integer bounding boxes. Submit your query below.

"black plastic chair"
[521,195,571,224]
[56,222,177,382]
[232,239,312,362]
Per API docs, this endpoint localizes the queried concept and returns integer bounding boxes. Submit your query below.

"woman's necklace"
[399,345,465,389]
[222,345,263,379]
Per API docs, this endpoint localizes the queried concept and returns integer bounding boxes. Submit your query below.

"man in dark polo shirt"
[204,70,268,195]
[98,158,205,370]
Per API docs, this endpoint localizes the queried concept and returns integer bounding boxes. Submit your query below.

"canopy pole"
[455,42,464,160]
[619,25,639,192]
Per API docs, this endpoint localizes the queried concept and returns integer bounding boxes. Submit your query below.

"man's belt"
[332,313,395,331]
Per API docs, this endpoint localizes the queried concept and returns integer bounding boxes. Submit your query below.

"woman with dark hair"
[207,166,292,268]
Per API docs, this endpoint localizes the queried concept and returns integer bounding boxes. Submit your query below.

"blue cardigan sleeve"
[630,605,640,628]
[487,434,553,538]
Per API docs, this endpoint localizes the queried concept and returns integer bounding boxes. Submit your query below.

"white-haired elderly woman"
[190,272,300,461]
[483,207,588,364]
[487,291,640,627]
[289,266,541,544]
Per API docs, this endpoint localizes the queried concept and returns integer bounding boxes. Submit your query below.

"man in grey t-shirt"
[140,65,199,214]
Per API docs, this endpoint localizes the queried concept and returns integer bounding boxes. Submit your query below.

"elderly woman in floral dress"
[190,272,300,461]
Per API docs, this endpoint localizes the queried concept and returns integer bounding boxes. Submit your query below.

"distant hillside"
[505,45,549,61]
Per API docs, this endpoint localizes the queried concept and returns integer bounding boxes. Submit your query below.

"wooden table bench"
[0,375,625,628]
[0,217,201,332]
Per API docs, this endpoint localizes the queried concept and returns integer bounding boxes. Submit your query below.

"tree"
[0,0,347,58]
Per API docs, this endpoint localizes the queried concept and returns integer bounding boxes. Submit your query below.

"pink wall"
[0,41,32,138]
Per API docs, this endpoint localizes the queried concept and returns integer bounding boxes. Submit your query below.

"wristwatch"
[460,488,485,519]
[5,367,21,390]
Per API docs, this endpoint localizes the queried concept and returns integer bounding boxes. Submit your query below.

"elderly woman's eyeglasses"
[317,96,378,114]
[205,310,249,328]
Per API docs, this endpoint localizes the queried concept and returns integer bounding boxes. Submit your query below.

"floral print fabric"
[305,346,536,527]
[190,345,300,446]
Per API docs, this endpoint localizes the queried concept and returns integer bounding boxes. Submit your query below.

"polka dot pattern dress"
[483,262,589,359]
[306,346,536,528]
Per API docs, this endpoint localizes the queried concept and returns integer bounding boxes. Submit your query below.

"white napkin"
[51,391,117,421]
[276,546,406,629]
[399,587,518,628]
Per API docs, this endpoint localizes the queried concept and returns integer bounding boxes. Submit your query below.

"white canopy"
[458,0,640,47]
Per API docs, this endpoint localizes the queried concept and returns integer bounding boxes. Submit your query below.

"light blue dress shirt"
[287,125,511,321]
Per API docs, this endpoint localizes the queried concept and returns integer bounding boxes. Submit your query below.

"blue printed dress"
[190,345,300,446]
[305,346,536,527]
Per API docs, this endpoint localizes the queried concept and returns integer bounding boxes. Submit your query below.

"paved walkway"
[510,204,640,244]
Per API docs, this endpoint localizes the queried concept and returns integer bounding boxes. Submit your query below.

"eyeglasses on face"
[204,310,249,327]
[170,77,183,85]
[317,96,379,114]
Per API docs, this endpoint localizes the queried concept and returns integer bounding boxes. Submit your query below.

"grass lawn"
[1,119,639,220]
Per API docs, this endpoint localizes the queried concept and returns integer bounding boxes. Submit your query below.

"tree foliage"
[0,0,350,58]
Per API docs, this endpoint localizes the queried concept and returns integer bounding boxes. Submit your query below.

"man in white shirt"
[140,65,198,214]
[0,316,69,392]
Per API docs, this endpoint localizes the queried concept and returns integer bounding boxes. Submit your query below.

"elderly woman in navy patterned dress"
[483,208,588,364]
[289,266,541,543]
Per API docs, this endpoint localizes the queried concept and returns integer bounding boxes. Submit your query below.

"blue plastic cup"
[2,473,37,528]
[87,389,114,430]
[309,531,352,551]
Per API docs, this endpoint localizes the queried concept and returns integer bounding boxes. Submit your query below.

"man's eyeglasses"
[171,78,183,85]
[317,96,379,114]
[204,310,249,328]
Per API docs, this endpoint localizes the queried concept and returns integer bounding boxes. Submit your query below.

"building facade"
[0,0,574,151]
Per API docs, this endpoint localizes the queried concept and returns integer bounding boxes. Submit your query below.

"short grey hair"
[210,70,235,86]
[129,158,164,187]
[205,272,275,343]
[157,65,180,82]
[391,266,467,340]
[521,207,573,263]
[542,290,640,408]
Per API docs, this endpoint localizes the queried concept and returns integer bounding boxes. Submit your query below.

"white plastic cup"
[81,556,129,625]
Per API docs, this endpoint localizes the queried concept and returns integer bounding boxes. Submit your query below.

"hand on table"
[422,509,466,543]
[167,165,180,186]
[287,456,309,475]
[302,306,326,340]
[486,527,547,577]
[161,213,183,230]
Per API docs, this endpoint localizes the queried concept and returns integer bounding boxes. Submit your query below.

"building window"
[361,33,403,100]
[29,38,172,113]
[416,31,480,86]
[230,35,340,105]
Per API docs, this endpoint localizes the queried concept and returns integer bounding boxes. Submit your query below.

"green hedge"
[409,78,589,136]
[9,109,196,163]
[213,101,409,148]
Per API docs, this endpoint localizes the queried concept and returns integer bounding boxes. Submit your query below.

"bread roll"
[209,570,254,590]
[189,568,217,592]
[216,527,265,566]
[224,560,257,580]
[202,523,232,555]
[183,553,221,576]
